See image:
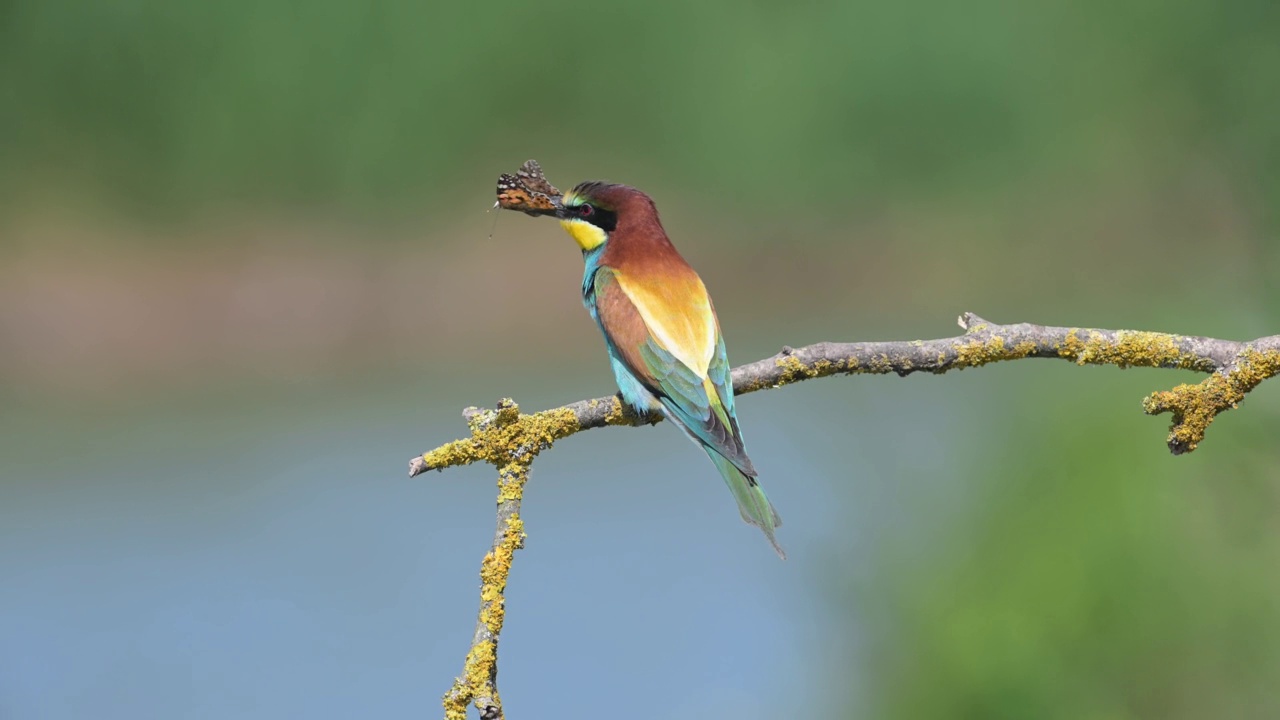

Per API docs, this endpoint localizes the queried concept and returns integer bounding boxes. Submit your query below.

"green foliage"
[849,389,1280,719]
[2,0,1276,224]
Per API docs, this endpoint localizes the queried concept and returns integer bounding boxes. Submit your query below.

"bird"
[551,180,785,558]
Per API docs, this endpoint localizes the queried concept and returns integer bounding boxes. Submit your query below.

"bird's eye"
[579,204,594,218]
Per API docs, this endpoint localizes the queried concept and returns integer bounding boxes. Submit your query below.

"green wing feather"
[636,321,784,558]
[638,341,754,475]
[594,267,785,558]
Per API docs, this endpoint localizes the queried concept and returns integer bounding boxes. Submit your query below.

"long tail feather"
[707,451,785,559]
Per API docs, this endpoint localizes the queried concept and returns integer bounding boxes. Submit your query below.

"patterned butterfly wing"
[495,160,562,216]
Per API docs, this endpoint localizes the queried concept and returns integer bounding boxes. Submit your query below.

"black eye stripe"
[587,207,617,232]
[569,201,617,232]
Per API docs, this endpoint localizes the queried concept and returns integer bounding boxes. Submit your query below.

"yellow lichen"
[442,501,526,717]
[769,355,846,387]
[465,641,495,680]
[506,514,525,539]
[1144,348,1280,453]
[443,636,499,719]
[954,335,1004,367]
[480,512,524,595]
[772,355,809,385]
[419,438,481,472]
[443,683,470,720]
[424,402,581,473]
[951,335,1037,369]
[495,471,523,504]
[866,355,893,373]
[1058,329,1211,371]
[477,598,503,629]
[808,359,836,377]
[433,400,558,719]
[601,397,629,425]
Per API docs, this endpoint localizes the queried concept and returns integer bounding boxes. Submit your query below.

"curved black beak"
[550,197,571,219]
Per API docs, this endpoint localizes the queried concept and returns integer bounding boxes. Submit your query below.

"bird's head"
[555,182,655,252]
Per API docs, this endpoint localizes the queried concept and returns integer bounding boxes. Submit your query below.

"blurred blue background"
[2,1,1279,718]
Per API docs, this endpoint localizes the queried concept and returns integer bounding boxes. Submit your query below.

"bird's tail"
[706,450,786,559]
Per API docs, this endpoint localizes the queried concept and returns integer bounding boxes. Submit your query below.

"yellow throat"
[560,217,608,251]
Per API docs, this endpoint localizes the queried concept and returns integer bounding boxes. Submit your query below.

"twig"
[415,312,1280,718]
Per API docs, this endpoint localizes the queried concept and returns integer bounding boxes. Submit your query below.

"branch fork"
[417,312,1280,718]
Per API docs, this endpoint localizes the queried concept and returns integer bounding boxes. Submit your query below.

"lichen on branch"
[437,401,539,720]
[1142,347,1280,454]
[415,311,1280,719]
[413,312,1280,476]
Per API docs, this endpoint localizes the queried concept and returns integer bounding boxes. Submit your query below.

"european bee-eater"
[553,181,785,558]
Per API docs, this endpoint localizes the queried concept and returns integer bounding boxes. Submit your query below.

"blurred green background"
[2,0,1279,717]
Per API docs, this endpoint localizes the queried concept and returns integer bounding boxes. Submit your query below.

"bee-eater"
[553,181,785,558]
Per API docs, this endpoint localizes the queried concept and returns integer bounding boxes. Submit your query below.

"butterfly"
[495,160,562,216]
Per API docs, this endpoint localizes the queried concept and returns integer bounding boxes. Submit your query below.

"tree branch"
[439,400,530,720]
[414,311,1280,476]
[414,312,1280,719]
